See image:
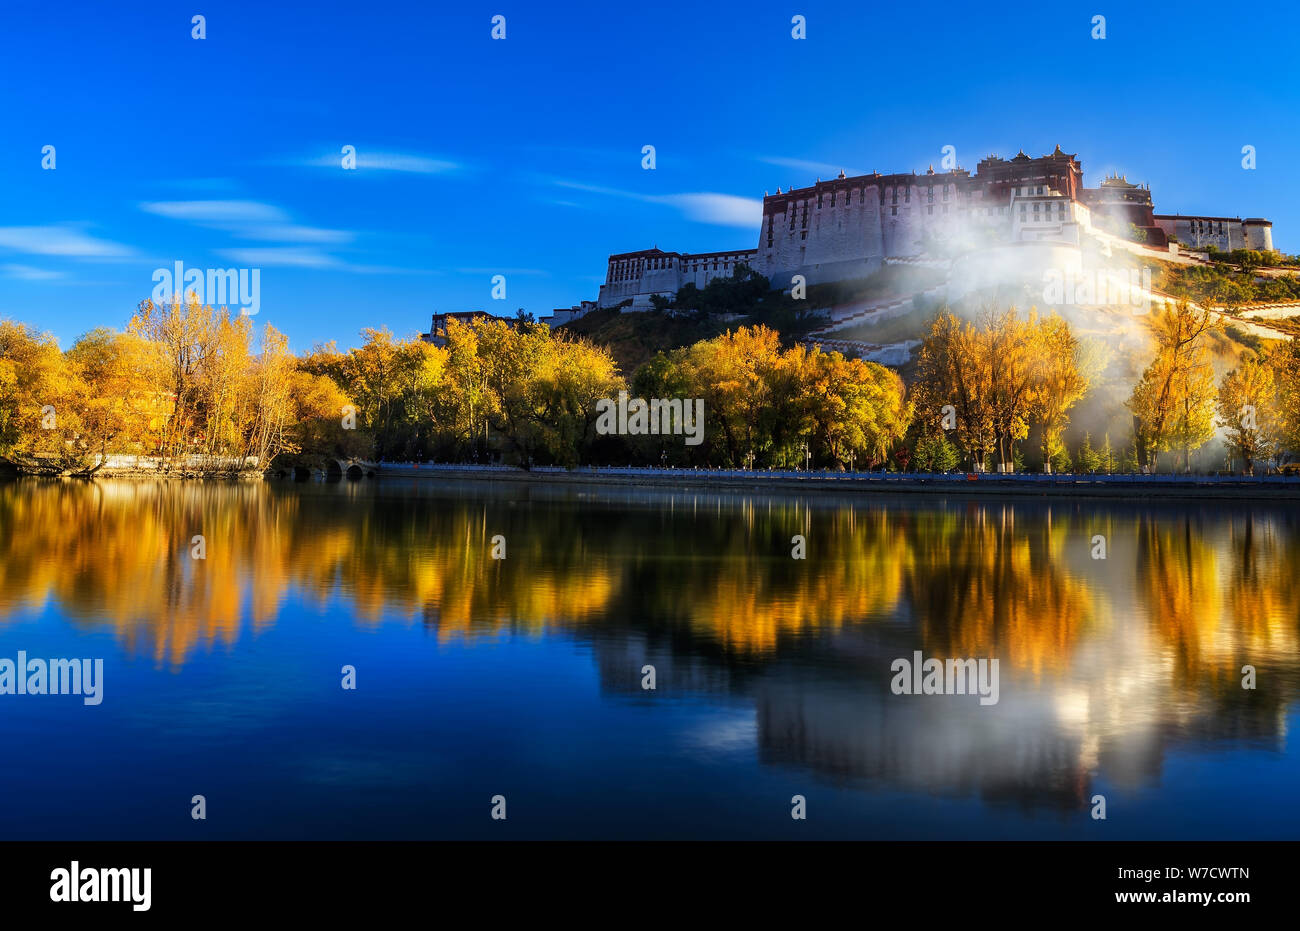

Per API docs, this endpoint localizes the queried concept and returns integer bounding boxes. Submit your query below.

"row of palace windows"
[782,202,1018,222]
[611,257,751,282]
[684,260,738,273]
[769,199,1031,228]
[1019,202,1068,220]
[792,182,1052,205]
[819,184,953,207]
[786,183,966,214]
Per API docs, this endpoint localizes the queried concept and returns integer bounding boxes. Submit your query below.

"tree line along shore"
[2,291,1300,479]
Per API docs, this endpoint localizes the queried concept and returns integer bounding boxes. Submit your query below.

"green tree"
[1076,433,1101,474]
[1100,433,1116,474]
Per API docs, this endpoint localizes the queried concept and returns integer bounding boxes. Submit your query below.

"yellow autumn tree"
[0,320,83,468]
[915,307,1094,472]
[1128,301,1218,472]
[1217,355,1277,474]
[1031,313,1098,473]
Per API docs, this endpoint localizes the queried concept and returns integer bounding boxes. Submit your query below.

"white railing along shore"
[371,463,1300,484]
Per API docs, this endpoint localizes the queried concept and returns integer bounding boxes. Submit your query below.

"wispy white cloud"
[552,181,632,198]
[657,193,761,228]
[217,247,418,276]
[756,155,868,180]
[519,143,666,166]
[0,225,135,259]
[142,198,433,274]
[142,200,356,246]
[140,200,289,224]
[551,180,761,228]
[240,224,355,245]
[455,267,550,277]
[1,263,63,280]
[218,247,343,269]
[292,149,462,174]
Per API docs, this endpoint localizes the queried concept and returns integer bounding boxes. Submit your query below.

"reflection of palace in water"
[592,619,1294,813]
[1,479,1298,811]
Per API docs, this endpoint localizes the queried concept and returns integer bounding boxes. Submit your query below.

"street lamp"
[801,442,811,472]
[745,449,755,470]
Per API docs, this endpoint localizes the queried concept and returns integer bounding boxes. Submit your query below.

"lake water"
[1,477,1297,839]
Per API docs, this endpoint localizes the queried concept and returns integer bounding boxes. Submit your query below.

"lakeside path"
[370,463,1300,501]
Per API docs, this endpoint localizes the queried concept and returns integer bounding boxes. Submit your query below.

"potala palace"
[553,146,1274,324]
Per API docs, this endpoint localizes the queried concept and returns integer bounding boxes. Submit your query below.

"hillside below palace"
[565,146,1273,320]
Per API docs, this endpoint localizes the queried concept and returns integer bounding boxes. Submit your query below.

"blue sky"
[2,0,1296,351]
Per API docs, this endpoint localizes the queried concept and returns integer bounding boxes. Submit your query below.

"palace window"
[891,206,897,216]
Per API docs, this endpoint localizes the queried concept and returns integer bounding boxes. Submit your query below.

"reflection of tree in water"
[0,479,621,665]
[612,500,909,655]
[1135,512,1223,689]
[1136,511,1300,697]
[5,480,1300,813]
[901,505,1095,679]
[592,498,1300,810]
[0,480,284,666]
[3,480,1299,708]
[1223,512,1300,683]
